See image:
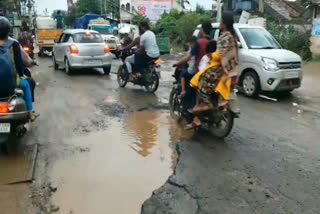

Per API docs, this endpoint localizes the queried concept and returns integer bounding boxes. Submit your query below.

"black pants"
[134,52,158,72]
[180,69,196,124]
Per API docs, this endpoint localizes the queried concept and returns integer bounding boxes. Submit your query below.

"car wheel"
[103,66,111,75]
[64,58,72,75]
[53,56,59,70]
[242,71,260,97]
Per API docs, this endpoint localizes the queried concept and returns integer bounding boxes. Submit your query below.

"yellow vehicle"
[36,17,62,56]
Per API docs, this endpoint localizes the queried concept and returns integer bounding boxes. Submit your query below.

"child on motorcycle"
[173,37,196,97]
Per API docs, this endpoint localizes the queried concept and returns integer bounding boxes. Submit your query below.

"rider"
[130,22,160,77]
[0,17,37,121]
[123,31,141,81]
[173,22,212,125]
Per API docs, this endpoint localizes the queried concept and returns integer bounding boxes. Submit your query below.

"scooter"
[0,88,29,154]
[169,67,240,138]
[117,50,162,93]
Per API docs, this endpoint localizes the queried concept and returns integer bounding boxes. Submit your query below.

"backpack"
[0,42,16,98]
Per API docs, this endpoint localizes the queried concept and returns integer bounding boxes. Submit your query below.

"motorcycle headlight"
[262,57,279,72]
[8,98,17,111]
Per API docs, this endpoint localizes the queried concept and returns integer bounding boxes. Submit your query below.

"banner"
[132,0,172,23]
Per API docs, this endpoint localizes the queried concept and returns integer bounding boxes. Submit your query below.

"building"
[311,0,320,58]
[224,0,309,21]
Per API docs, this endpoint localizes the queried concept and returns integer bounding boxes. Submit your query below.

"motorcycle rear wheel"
[145,71,159,93]
[209,109,234,138]
[117,65,128,88]
[169,86,182,120]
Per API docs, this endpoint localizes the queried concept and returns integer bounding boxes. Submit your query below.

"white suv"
[193,23,303,97]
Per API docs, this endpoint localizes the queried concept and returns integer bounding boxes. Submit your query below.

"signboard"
[312,19,320,37]
[239,11,251,24]
[132,0,172,23]
[90,18,110,25]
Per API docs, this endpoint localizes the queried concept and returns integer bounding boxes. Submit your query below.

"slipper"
[184,123,196,130]
[30,114,40,122]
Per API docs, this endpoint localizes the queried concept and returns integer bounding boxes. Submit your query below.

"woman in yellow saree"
[189,12,239,127]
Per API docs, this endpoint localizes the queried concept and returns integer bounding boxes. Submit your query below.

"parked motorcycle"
[169,68,240,138]
[0,88,29,154]
[117,50,162,93]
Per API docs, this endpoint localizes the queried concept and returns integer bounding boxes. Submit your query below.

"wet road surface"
[0,56,319,214]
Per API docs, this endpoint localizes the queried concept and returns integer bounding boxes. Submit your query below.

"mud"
[0,145,38,214]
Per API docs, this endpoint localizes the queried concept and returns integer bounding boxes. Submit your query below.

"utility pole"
[27,0,33,29]
[259,0,264,14]
[216,0,223,23]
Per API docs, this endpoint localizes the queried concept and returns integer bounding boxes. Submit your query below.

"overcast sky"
[36,0,212,15]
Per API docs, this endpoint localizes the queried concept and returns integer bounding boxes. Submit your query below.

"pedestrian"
[55,10,64,29]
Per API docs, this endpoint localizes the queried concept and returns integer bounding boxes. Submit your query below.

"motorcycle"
[0,88,29,154]
[169,67,240,138]
[117,50,162,93]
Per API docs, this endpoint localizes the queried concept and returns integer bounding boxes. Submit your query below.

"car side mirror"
[54,39,59,43]
[237,42,242,49]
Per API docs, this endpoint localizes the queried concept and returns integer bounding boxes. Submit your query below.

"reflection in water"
[124,112,159,157]
[123,112,193,157]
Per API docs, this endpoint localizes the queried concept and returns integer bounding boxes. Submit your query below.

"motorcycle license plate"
[0,123,11,133]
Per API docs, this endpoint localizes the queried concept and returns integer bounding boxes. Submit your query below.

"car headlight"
[262,57,279,72]
[8,98,17,111]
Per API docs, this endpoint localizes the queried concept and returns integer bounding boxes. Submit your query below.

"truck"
[36,17,63,57]
[75,14,121,57]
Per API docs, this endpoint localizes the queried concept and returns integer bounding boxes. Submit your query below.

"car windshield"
[239,28,280,49]
[73,32,103,43]
[91,26,112,35]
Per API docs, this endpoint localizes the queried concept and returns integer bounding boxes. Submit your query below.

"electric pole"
[216,0,223,23]
[259,0,264,14]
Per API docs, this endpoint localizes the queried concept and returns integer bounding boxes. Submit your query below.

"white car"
[193,23,303,97]
[52,29,113,75]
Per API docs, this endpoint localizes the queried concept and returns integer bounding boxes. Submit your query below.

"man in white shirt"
[126,22,159,77]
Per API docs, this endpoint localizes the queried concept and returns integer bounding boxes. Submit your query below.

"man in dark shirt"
[173,22,212,125]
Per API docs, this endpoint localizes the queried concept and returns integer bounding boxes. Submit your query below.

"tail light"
[69,44,79,55]
[23,46,30,52]
[0,102,8,114]
[104,45,110,53]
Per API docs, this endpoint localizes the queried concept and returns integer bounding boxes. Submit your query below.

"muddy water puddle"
[51,111,192,214]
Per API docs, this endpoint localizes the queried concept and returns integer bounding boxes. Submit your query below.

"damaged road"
[0,56,319,214]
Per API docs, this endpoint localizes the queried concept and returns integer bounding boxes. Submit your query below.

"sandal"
[30,112,40,122]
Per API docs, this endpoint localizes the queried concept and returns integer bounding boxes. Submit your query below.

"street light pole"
[216,0,223,23]
[27,0,33,29]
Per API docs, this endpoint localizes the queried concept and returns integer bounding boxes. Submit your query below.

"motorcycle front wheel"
[117,65,128,88]
[209,108,234,138]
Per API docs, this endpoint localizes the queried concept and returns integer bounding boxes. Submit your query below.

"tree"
[132,14,151,26]
[176,13,200,43]
[76,0,101,16]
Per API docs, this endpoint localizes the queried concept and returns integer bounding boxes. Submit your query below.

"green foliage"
[132,14,151,26]
[267,22,312,60]
[154,15,178,40]
[152,9,213,48]
[176,13,201,43]
[76,0,101,16]
[64,7,77,27]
